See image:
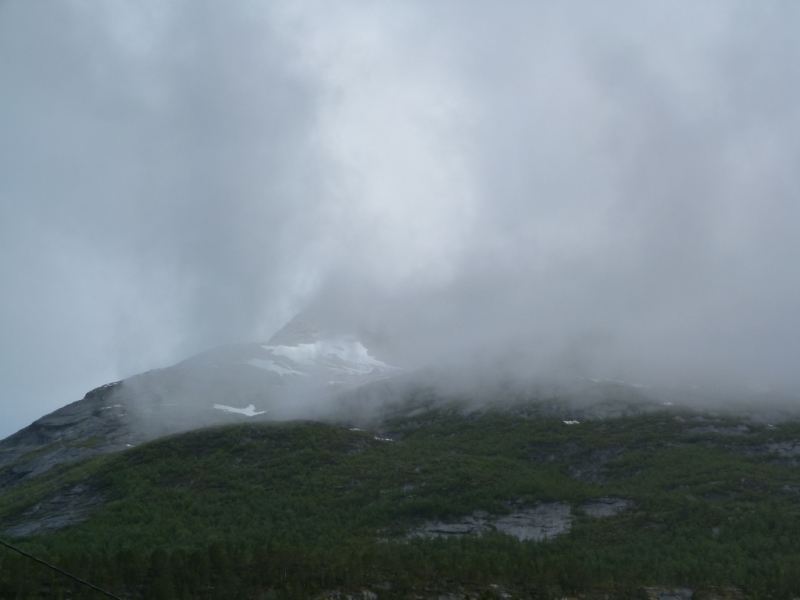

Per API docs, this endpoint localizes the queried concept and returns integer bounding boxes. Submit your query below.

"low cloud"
[2,1,800,437]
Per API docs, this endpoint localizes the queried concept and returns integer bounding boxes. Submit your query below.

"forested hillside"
[2,396,800,599]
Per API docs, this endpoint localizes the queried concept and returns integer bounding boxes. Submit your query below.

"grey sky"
[2,1,799,439]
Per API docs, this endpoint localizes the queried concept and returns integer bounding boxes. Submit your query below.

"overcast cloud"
[2,1,799,439]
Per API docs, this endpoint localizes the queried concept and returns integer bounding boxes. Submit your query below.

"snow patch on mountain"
[240,338,399,384]
[213,404,265,417]
[262,339,393,374]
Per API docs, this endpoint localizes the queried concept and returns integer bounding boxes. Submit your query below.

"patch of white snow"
[261,338,394,372]
[213,404,265,417]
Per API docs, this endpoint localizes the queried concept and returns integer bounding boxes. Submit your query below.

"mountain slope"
[3,399,800,598]
[0,315,399,496]
[4,311,800,598]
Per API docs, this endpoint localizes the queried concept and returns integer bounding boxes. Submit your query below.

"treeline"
[3,535,800,600]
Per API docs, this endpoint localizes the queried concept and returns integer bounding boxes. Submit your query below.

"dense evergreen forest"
[2,396,800,599]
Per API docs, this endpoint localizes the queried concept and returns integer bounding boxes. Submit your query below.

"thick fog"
[2,1,800,439]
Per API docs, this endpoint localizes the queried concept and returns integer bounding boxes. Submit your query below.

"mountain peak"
[267,309,331,346]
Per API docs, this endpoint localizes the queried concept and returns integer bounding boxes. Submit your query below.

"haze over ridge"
[2,1,800,439]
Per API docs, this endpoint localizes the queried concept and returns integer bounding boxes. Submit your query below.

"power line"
[0,537,126,600]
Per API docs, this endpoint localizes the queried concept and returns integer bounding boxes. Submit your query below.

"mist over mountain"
[2,1,800,439]
[3,305,800,597]
[4,303,799,509]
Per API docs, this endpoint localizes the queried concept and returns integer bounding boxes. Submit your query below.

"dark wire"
[0,537,126,600]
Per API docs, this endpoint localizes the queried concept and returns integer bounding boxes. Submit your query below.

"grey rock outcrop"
[410,503,573,541]
[645,588,693,600]
[410,497,632,542]
[3,482,105,537]
[581,496,632,517]
[0,382,136,496]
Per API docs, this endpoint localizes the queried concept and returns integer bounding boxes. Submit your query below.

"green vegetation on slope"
[2,402,800,599]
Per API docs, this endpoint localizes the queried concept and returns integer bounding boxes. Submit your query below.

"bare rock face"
[581,497,632,517]
[766,441,800,456]
[410,497,632,542]
[492,503,574,540]
[3,482,105,537]
[645,588,694,600]
[0,382,135,496]
[410,503,573,541]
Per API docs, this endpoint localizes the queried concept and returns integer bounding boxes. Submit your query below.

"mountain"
[3,397,800,598]
[3,313,800,598]
[0,311,399,496]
